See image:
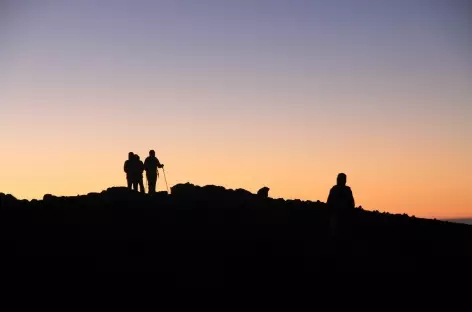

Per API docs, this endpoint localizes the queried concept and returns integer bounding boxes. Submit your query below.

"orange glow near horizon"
[1,87,471,220]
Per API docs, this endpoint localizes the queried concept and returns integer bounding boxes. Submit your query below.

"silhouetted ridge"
[0,184,471,284]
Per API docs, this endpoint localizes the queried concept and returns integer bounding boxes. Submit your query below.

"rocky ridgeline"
[0,183,471,281]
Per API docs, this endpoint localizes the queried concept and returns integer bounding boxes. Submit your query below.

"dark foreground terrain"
[1,183,471,284]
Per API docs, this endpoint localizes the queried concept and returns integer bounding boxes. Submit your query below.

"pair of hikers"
[124,150,164,194]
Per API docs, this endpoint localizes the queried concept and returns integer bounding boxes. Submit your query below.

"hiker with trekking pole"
[143,149,168,194]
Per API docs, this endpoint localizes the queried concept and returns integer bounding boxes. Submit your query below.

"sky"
[0,0,471,219]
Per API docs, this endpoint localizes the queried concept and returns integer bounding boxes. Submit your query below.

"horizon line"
[2,183,471,222]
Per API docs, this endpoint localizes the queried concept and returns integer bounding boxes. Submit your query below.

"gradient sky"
[1,0,471,218]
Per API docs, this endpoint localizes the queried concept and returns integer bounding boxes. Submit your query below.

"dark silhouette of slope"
[447,218,472,225]
[1,183,471,286]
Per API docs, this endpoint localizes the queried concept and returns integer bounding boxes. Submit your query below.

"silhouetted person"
[328,173,355,212]
[136,154,145,193]
[144,150,163,194]
[327,173,355,248]
[124,152,138,191]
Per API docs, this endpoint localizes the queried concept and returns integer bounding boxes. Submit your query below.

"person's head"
[128,152,134,160]
[136,155,140,160]
[149,150,155,157]
[336,173,347,186]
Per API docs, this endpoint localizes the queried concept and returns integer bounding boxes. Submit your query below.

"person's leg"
[127,177,132,190]
[132,179,138,191]
[139,177,145,193]
[151,179,156,194]
[146,174,152,193]
[148,174,157,194]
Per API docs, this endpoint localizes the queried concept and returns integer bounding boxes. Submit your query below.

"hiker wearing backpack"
[124,152,139,191]
[144,150,164,194]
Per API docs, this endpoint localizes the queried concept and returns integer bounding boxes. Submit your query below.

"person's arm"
[124,161,128,173]
[349,187,355,209]
[157,158,164,168]
[327,188,334,206]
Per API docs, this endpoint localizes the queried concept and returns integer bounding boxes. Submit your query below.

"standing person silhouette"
[124,152,139,191]
[144,150,164,194]
[327,173,355,247]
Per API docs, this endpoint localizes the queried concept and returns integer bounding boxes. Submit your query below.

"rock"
[257,186,270,198]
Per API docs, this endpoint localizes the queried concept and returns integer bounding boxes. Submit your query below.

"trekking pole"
[162,167,170,194]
